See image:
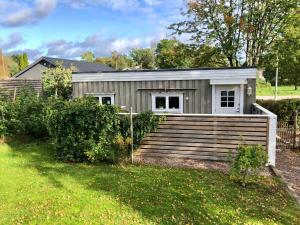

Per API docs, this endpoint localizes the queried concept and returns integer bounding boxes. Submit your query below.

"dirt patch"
[134,156,272,177]
[275,149,300,204]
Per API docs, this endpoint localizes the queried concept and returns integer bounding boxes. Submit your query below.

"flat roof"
[72,67,257,82]
[73,66,256,74]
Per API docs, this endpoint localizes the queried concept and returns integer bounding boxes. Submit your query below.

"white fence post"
[268,114,277,166]
[252,103,277,167]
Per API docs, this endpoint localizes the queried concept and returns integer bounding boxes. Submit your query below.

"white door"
[215,85,241,114]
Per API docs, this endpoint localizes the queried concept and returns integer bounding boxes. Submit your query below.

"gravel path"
[275,149,300,204]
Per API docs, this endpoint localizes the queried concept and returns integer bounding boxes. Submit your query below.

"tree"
[155,39,227,69]
[129,48,156,69]
[262,12,300,89]
[95,52,135,70]
[170,0,297,67]
[5,56,19,77]
[42,62,74,98]
[81,51,95,62]
[22,53,29,68]
[0,49,9,78]
[12,53,29,71]
[189,45,228,68]
[155,39,193,69]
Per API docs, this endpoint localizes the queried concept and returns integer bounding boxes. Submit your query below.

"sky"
[0,0,186,61]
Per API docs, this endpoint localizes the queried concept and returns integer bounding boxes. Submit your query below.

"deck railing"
[252,103,277,166]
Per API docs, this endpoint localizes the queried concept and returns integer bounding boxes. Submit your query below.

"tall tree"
[4,56,19,77]
[129,48,156,69]
[155,39,192,69]
[0,49,9,78]
[95,52,134,70]
[170,0,297,67]
[262,11,300,89]
[22,53,29,68]
[12,53,29,71]
[81,51,95,62]
[155,39,227,68]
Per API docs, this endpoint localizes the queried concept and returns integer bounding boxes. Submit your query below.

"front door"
[215,85,241,114]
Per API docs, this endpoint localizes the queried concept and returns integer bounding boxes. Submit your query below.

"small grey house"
[72,67,256,114]
[72,67,277,166]
[14,56,114,80]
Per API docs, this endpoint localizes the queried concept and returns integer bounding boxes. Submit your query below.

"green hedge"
[1,93,164,163]
[45,97,121,162]
[257,99,300,123]
[0,89,48,138]
[45,98,164,163]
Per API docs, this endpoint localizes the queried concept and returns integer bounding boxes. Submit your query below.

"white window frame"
[151,93,183,113]
[86,93,115,105]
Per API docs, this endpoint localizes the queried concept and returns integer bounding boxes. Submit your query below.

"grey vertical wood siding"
[73,79,256,114]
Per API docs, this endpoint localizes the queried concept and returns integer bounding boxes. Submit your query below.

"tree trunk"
[55,87,58,98]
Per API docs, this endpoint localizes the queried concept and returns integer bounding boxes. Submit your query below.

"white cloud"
[0,0,57,27]
[0,33,25,50]
[43,31,165,59]
[63,0,140,11]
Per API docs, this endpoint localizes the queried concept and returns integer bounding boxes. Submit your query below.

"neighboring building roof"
[72,67,257,82]
[14,56,114,78]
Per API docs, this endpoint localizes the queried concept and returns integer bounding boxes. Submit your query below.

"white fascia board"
[72,68,257,82]
[210,78,248,85]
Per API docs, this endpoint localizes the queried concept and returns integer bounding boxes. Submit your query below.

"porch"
[134,103,277,166]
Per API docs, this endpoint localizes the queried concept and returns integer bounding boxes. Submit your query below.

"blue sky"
[0,0,186,61]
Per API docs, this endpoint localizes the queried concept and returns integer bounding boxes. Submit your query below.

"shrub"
[120,111,165,149]
[0,88,48,138]
[230,145,268,186]
[257,99,300,124]
[45,97,121,162]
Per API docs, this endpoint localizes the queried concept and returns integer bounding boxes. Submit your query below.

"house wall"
[244,79,256,113]
[72,78,256,114]
[73,80,213,114]
[16,63,47,80]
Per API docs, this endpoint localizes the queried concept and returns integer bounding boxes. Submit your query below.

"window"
[87,94,115,105]
[152,93,183,113]
[155,97,166,109]
[220,91,235,108]
[169,96,180,109]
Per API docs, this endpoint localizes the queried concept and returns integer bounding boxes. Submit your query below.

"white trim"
[72,68,257,82]
[210,78,248,85]
[211,85,216,114]
[151,92,183,114]
[252,103,277,166]
[239,84,244,114]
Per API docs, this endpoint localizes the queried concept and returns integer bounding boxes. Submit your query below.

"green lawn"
[0,141,299,225]
[257,85,300,96]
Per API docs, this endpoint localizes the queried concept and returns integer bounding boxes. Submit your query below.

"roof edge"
[72,66,257,74]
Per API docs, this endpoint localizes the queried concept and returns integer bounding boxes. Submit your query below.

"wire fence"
[277,111,299,150]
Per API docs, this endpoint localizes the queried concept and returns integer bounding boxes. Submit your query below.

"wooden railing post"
[293,110,298,149]
[13,87,17,102]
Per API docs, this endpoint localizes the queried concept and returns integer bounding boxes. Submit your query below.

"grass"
[0,140,299,225]
[257,85,300,96]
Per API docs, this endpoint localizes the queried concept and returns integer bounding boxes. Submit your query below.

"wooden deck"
[135,115,268,161]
